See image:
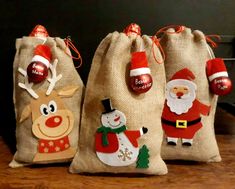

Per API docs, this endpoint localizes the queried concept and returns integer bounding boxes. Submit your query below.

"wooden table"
[0,135,235,189]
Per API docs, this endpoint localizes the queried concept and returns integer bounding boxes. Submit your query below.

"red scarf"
[38,136,70,153]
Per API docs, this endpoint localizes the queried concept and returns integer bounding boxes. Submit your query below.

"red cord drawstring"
[151,36,165,64]
[155,25,185,36]
[205,35,221,48]
[64,36,83,68]
[152,25,185,64]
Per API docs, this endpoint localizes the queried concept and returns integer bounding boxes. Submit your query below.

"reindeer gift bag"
[158,25,231,162]
[70,23,167,175]
[10,25,84,167]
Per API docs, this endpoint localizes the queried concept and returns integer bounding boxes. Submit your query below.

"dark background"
[0,0,235,152]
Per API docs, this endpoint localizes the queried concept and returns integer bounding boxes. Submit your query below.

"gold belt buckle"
[176,120,187,128]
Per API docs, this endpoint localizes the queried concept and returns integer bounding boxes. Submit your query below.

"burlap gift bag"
[159,26,221,162]
[10,26,84,167]
[70,24,167,175]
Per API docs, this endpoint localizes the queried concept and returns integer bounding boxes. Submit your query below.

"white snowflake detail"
[118,148,133,161]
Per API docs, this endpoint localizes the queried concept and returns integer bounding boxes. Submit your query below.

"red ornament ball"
[27,61,48,83]
[130,74,153,94]
[210,76,232,96]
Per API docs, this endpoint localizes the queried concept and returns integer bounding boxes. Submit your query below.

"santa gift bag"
[10,25,84,167]
[70,23,167,175]
[159,26,232,162]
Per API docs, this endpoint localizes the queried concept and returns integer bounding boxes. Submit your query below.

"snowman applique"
[95,98,148,167]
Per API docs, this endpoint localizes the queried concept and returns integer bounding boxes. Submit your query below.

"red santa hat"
[31,45,52,68]
[167,68,197,89]
[130,52,150,77]
[206,58,228,82]
[170,68,195,81]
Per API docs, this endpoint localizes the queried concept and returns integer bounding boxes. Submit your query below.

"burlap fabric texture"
[70,31,168,175]
[11,37,84,167]
[160,27,221,162]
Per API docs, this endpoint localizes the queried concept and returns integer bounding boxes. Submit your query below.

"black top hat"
[101,98,116,114]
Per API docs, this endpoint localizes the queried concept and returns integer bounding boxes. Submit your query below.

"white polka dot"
[55,147,60,152]
[41,143,45,147]
[44,148,49,153]
[60,140,64,144]
[48,141,54,146]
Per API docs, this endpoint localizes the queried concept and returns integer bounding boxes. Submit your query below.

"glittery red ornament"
[29,25,49,39]
[130,52,153,94]
[210,77,232,96]
[27,44,52,83]
[124,23,141,37]
[130,74,153,93]
[206,58,232,96]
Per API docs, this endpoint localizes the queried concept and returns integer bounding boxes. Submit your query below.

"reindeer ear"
[19,104,31,123]
[58,85,79,97]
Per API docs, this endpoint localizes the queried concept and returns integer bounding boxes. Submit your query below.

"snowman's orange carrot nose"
[114,116,120,122]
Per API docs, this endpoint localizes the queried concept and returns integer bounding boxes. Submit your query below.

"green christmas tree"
[136,145,150,168]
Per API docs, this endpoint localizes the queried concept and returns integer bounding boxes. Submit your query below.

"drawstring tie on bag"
[205,35,221,48]
[64,36,83,68]
[155,25,185,36]
[151,25,185,64]
[151,36,165,64]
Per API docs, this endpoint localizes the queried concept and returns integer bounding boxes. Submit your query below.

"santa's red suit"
[162,99,210,139]
[95,130,141,153]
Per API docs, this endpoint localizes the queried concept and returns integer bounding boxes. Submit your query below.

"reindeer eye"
[40,104,49,116]
[48,100,57,113]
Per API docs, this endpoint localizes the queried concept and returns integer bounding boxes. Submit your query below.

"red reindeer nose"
[114,116,120,122]
[45,116,62,128]
[176,92,184,97]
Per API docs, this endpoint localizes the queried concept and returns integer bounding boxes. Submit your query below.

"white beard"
[166,83,196,115]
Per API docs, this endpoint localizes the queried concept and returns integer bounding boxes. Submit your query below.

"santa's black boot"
[166,137,178,146]
[182,139,193,146]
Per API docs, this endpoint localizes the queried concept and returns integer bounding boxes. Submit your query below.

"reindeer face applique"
[31,91,74,141]
[18,58,78,162]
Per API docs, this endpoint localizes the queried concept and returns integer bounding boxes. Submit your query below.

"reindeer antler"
[46,59,62,95]
[18,68,39,99]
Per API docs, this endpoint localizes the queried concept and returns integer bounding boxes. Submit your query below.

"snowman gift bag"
[70,24,168,175]
[158,25,228,162]
[10,25,84,167]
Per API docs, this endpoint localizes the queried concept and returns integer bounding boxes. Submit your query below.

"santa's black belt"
[161,118,201,128]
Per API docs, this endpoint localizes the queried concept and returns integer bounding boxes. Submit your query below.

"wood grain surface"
[0,135,235,189]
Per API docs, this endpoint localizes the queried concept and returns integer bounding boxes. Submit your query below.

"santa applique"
[95,98,148,167]
[161,68,210,146]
